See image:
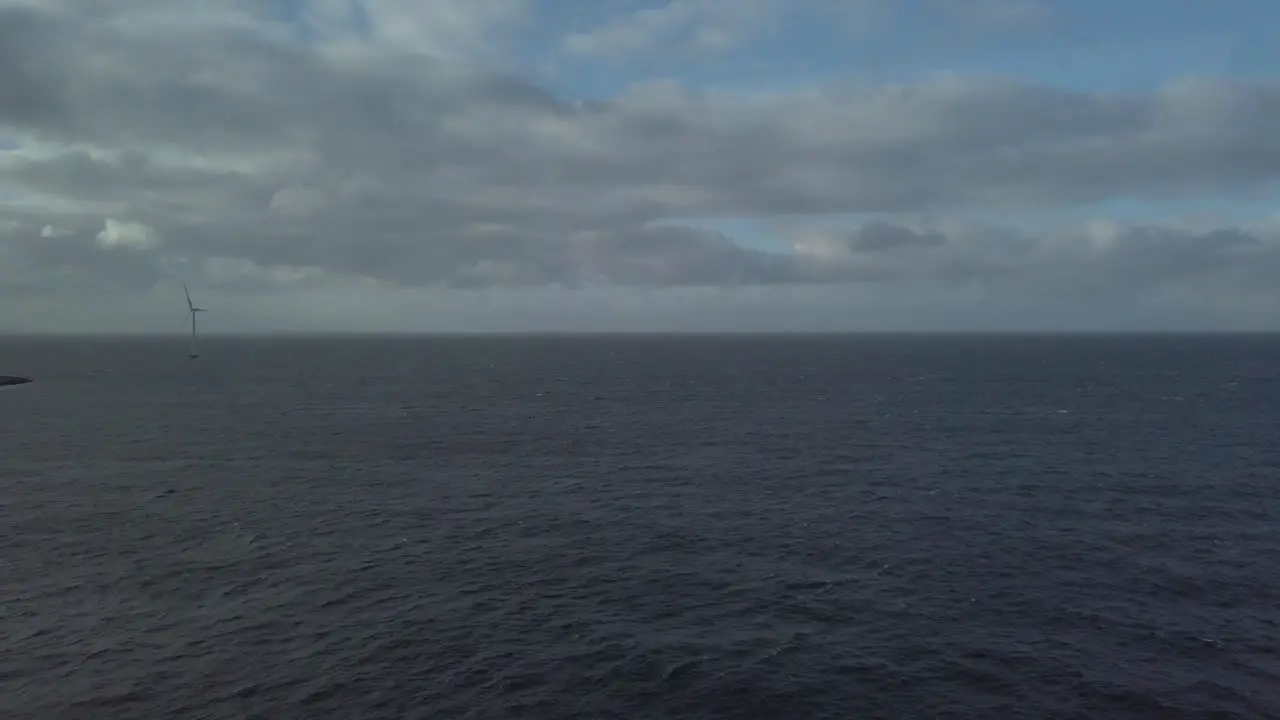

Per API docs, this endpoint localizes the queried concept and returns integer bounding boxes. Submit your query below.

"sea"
[0,333,1277,719]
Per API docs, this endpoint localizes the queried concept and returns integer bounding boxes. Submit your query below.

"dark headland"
[0,375,32,387]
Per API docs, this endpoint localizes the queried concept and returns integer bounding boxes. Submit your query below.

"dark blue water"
[1,334,1277,719]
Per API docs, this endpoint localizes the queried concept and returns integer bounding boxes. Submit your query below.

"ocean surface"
[1,334,1277,719]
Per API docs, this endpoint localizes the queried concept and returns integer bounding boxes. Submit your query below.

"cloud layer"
[1,0,1279,331]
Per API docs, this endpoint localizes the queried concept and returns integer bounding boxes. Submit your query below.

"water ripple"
[1,334,1278,718]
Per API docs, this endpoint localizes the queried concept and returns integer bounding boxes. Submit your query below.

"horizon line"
[2,329,1279,338]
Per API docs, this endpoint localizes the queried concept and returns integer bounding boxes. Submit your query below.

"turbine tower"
[184,283,208,359]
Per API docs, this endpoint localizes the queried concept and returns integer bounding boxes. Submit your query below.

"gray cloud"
[1,1,1279,330]
[840,222,949,253]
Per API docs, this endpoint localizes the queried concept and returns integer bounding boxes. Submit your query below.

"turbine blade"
[183,283,193,310]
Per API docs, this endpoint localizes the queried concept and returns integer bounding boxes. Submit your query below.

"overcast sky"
[2,0,1279,332]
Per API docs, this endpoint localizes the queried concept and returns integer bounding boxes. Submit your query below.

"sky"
[1,0,1279,333]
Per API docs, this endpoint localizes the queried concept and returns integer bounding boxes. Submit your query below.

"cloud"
[95,218,162,250]
[558,0,1049,61]
[795,222,950,255]
[560,0,888,60]
[562,0,785,59]
[299,0,531,62]
[1,0,1279,331]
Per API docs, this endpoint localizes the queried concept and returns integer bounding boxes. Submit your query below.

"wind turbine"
[184,283,208,359]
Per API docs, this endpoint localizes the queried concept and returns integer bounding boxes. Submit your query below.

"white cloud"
[95,218,161,250]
